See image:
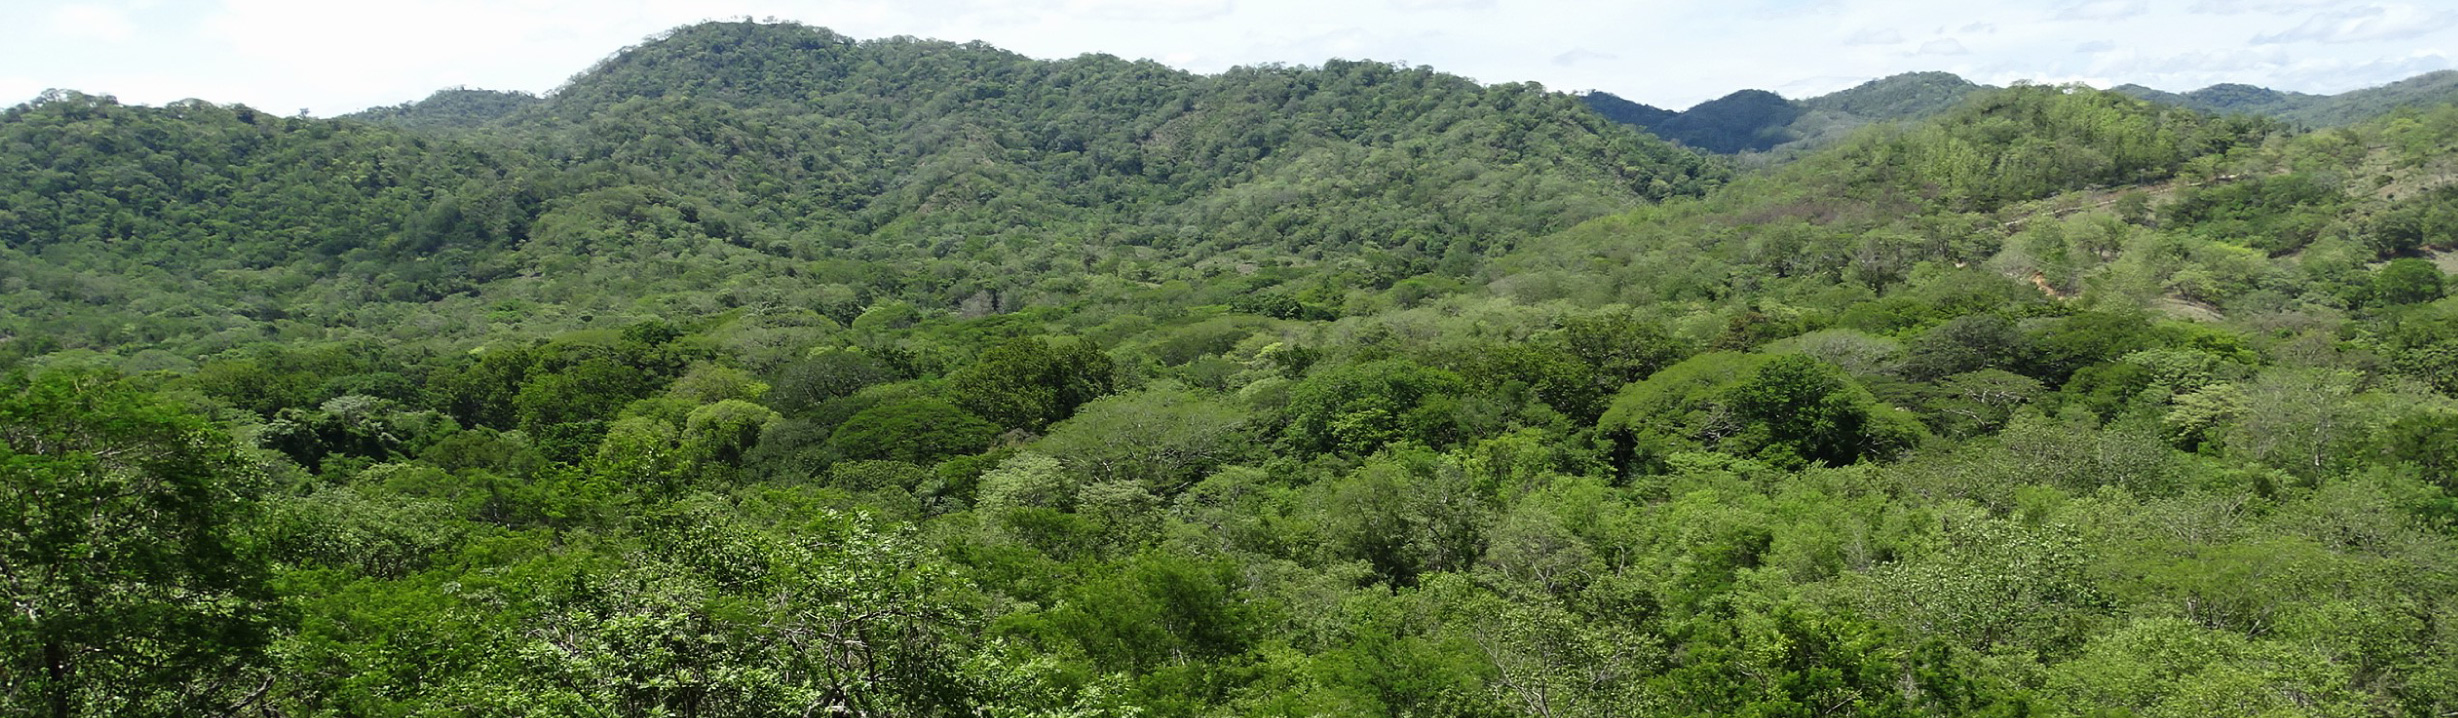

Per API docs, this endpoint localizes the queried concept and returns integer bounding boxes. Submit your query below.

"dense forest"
[7,19,2458,718]
[1584,72,1986,154]
[1592,68,2458,156]
[2114,70,2458,128]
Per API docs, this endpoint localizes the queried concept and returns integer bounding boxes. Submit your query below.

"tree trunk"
[44,638,69,718]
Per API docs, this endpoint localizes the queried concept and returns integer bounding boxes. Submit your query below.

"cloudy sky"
[3,0,2454,116]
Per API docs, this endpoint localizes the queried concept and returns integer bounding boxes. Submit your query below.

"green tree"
[1283,359,1468,456]
[0,370,275,718]
[1902,313,2027,381]
[1026,551,1267,673]
[1314,451,1488,586]
[1721,354,1923,467]
[680,398,782,470]
[946,337,1115,432]
[1032,387,1249,493]
[2372,257,2446,306]
[828,398,998,465]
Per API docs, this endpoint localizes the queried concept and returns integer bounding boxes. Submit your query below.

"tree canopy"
[5,18,2458,718]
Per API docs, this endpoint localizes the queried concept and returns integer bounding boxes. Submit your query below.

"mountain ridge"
[2111,69,2458,126]
[1583,68,2458,154]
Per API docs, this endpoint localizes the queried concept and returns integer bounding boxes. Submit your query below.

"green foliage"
[1020,551,1267,673]
[1603,353,1923,470]
[1721,354,1925,466]
[0,369,274,717]
[2164,172,2344,254]
[947,337,1115,432]
[2367,184,2458,256]
[1825,84,2273,211]
[343,87,541,131]
[829,398,999,466]
[2116,69,2458,127]
[1033,387,1249,493]
[1654,90,1803,154]
[11,19,2458,718]
[1864,518,2102,652]
[1901,313,2028,380]
[1589,72,1988,158]
[2372,258,2446,305]
[1803,71,1987,122]
[1282,359,1468,456]
[1314,450,1487,586]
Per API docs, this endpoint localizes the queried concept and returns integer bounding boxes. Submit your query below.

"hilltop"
[2114,69,2458,126]
[1583,71,1987,153]
[1588,69,2458,155]
[342,86,541,130]
[1,20,1721,359]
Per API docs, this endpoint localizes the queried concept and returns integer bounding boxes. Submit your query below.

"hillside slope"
[2112,69,2458,126]
[0,20,1722,361]
[1592,69,2458,156]
[1583,71,1988,154]
[345,87,542,130]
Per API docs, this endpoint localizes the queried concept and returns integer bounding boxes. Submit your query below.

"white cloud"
[1916,38,1971,55]
[2188,0,2338,14]
[2068,43,2454,94]
[2272,52,2456,91]
[47,3,135,42]
[1552,49,1616,66]
[1386,0,1493,9]
[4,0,2456,116]
[0,75,43,108]
[2056,0,2149,20]
[2254,4,2458,44]
[1776,74,1877,97]
[1061,0,1235,22]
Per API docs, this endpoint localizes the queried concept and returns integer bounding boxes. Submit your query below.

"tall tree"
[0,370,275,718]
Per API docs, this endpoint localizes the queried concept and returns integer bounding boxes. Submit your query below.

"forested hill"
[10,18,2458,718]
[1589,69,2458,155]
[1583,71,1987,153]
[2114,69,2458,127]
[0,19,1722,362]
[343,87,542,130]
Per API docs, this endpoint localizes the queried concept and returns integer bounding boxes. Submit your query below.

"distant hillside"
[1580,91,1676,129]
[344,87,540,130]
[2113,70,2458,126]
[1590,69,2458,156]
[1,19,1724,358]
[1582,72,1988,154]
[1800,71,1983,120]
[1650,90,1799,154]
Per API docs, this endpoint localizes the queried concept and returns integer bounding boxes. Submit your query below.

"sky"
[3,0,2455,116]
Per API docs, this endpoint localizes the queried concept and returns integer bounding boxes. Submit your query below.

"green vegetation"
[2115,70,2458,127]
[344,87,542,131]
[1584,72,1990,156]
[6,19,2458,718]
[1593,69,2455,159]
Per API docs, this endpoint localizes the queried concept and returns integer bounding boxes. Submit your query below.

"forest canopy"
[5,19,2458,718]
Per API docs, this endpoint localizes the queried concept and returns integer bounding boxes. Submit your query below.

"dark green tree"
[827,398,999,465]
[2372,258,2446,306]
[946,337,1115,432]
[0,370,275,718]
[1722,354,1922,466]
[1283,359,1469,456]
